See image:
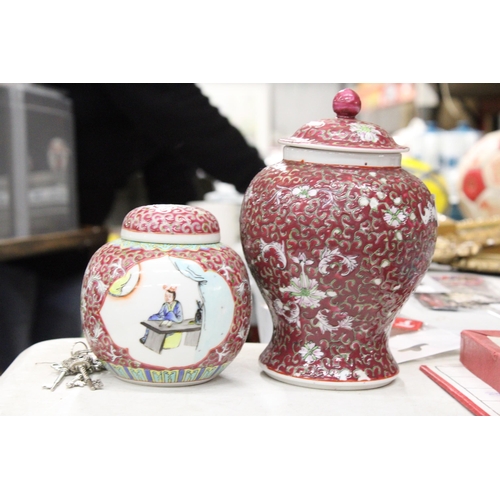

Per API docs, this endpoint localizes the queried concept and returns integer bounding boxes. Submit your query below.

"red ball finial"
[333,88,361,118]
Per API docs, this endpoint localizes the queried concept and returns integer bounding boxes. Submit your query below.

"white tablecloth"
[0,337,471,416]
[3,271,500,416]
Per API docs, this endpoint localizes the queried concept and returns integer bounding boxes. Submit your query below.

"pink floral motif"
[383,206,409,227]
[299,342,324,364]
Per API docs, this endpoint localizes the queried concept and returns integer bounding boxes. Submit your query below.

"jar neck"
[282,146,402,167]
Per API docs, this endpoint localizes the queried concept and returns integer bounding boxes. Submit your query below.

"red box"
[460,330,500,393]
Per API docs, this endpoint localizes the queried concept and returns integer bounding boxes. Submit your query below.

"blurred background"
[3,82,500,239]
[107,82,500,226]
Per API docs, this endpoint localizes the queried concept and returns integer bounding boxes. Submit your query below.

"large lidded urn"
[240,88,438,390]
[81,204,252,386]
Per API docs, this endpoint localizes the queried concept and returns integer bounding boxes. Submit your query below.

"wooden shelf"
[0,226,108,261]
[446,84,500,98]
[436,83,500,131]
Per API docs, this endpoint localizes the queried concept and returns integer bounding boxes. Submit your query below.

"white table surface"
[0,337,471,416]
[2,271,500,416]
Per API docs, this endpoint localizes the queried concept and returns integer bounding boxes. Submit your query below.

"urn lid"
[120,204,221,244]
[279,88,409,154]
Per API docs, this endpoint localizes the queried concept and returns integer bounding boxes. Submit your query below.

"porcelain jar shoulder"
[81,204,252,386]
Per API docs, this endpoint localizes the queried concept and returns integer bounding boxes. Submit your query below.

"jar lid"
[120,204,220,244]
[279,88,409,154]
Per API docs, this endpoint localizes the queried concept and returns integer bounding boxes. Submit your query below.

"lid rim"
[278,138,409,154]
[120,227,220,244]
[282,145,403,167]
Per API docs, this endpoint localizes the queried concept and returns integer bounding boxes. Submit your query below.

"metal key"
[42,362,73,391]
[90,358,106,373]
[41,341,105,391]
[66,371,103,390]
[66,373,86,388]
[69,357,102,390]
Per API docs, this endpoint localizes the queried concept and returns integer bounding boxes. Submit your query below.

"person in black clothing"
[0,84,266,372]
[47,84,265,226]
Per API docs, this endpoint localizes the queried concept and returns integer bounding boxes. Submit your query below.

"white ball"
[458,130,500,218]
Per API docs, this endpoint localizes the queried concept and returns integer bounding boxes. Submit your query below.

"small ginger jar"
[81,204,252,386]
[240,88,438,390]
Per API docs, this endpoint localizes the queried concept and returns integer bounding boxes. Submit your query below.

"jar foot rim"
[259,362,398,390]
[109,374,217,387]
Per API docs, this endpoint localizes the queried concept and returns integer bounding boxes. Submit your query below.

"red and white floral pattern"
[241,160,437,386]
[279,88,408,153]
[280,117,406,152]
[122,204,220,237]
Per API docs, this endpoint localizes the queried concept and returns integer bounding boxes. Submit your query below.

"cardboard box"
[460,329,500,393]
[0,83,78,237]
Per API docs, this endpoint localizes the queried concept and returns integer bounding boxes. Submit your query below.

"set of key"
[42,342,106,392]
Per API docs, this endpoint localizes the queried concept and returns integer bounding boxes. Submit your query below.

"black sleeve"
[99,83,266,193]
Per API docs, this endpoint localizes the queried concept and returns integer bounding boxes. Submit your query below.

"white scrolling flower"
[237,325,248,340]
[359,196,380,209]
[292,253,314,267]
[383,206,408,227]
[281,275,326,309]
[273,299,301,327]
[109,258,126,279]
[92,323,105,339]
[216,344,230,362]
[316,310,335,333]
[88,274,108,296]
[260,239,287,269]
[299,342,324,364]
[318,248,358,276]
[292,185,318,198]
[218,264,234,280]
[282,252,326,308]
[349,122,381,143]
[315,310,354,334]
